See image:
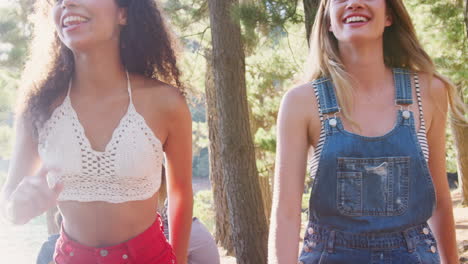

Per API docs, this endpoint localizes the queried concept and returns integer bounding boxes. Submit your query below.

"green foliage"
[164,0,310,179]
[193,147,209,178]
[301,190,310,211]
[163,1,212,178]
[0,1,33,70]
[301,190,311,222]
[163,0,211,64]
[0,62,16,169]
[192,111,209,177]
[0,4,22,127]
[406,0,467,91]
[406,0,468,172]
[193,190,215,234]
[163,0,209,31]
[234,0,303,32]
[0,2,28,171]
[255,127,276,153]
[192,121,208,153]
[0,125,13,159]
[0,70,16,123]
[234,1,304,52]
[446,126,458,173]
[247,20,308,177]
[190,98,208,177]
[190,98,207,122]
[0,171,6,188]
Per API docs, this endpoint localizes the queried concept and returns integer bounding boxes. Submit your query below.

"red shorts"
[54,216,177,264]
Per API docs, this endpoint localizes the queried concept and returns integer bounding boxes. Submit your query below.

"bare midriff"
[58,192,159,247]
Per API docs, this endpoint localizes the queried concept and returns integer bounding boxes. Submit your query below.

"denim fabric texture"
[299,69,439,264]
[37,234,59,264]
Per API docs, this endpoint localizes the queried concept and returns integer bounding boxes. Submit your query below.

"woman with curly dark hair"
[0,0,193,263]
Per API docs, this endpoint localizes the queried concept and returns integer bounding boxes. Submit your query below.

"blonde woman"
[269,0,465,263]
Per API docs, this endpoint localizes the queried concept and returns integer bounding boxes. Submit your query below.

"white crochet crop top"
[38,72,163,203]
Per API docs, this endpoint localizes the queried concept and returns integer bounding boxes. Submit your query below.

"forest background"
[0,0,466,263]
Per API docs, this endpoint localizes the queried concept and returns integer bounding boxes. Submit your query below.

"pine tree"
[208,0,269,262]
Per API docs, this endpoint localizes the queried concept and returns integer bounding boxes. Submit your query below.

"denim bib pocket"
[337,156,410,216]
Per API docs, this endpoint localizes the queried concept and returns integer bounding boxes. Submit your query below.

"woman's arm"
[0,115,62,224]
[164,91,193,264]
[268,86,317,264]
[425,76,459,263]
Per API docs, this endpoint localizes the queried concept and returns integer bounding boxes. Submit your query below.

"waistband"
[59,214,166,254]
[305,222,434,251]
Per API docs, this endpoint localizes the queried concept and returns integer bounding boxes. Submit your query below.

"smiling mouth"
[62,15,90,28]
[343,16,370,24]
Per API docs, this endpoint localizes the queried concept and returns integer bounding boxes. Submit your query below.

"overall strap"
[309,78,339,182]
[313,77,340,115]
[393,68,413,105]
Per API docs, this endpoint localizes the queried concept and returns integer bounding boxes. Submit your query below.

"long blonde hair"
[304,0,466,124]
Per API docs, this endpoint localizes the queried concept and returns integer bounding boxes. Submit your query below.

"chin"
[340,33,381,44]
[62,37,97,53]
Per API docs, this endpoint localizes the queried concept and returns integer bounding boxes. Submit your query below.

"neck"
[71,43,127,98]
[338,38,390,91]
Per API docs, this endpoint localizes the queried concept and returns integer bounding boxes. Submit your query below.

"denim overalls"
[298,69,441,264]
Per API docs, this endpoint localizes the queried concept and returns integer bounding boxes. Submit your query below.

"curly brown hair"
[19,0,182,135]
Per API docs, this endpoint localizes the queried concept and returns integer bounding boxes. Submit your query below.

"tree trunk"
[452,121,468,206]
[208,0,268,263]
[259,175,272,227]
[464,0,468,38]
[204,49,234,255]
[303,0,320,46]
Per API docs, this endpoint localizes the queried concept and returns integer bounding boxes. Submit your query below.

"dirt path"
[452,190,468,262]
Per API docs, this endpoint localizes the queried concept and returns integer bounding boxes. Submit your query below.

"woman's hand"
[5,166,63,225]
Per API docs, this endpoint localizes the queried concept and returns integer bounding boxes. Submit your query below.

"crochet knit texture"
[38,76,163,203]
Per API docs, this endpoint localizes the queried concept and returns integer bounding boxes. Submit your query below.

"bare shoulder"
[128,74,190,143]
[280,82,321,144]
[416,72,449,133]
[130,74,188,116]
[281,82,318,117]
[417,72,448,112]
